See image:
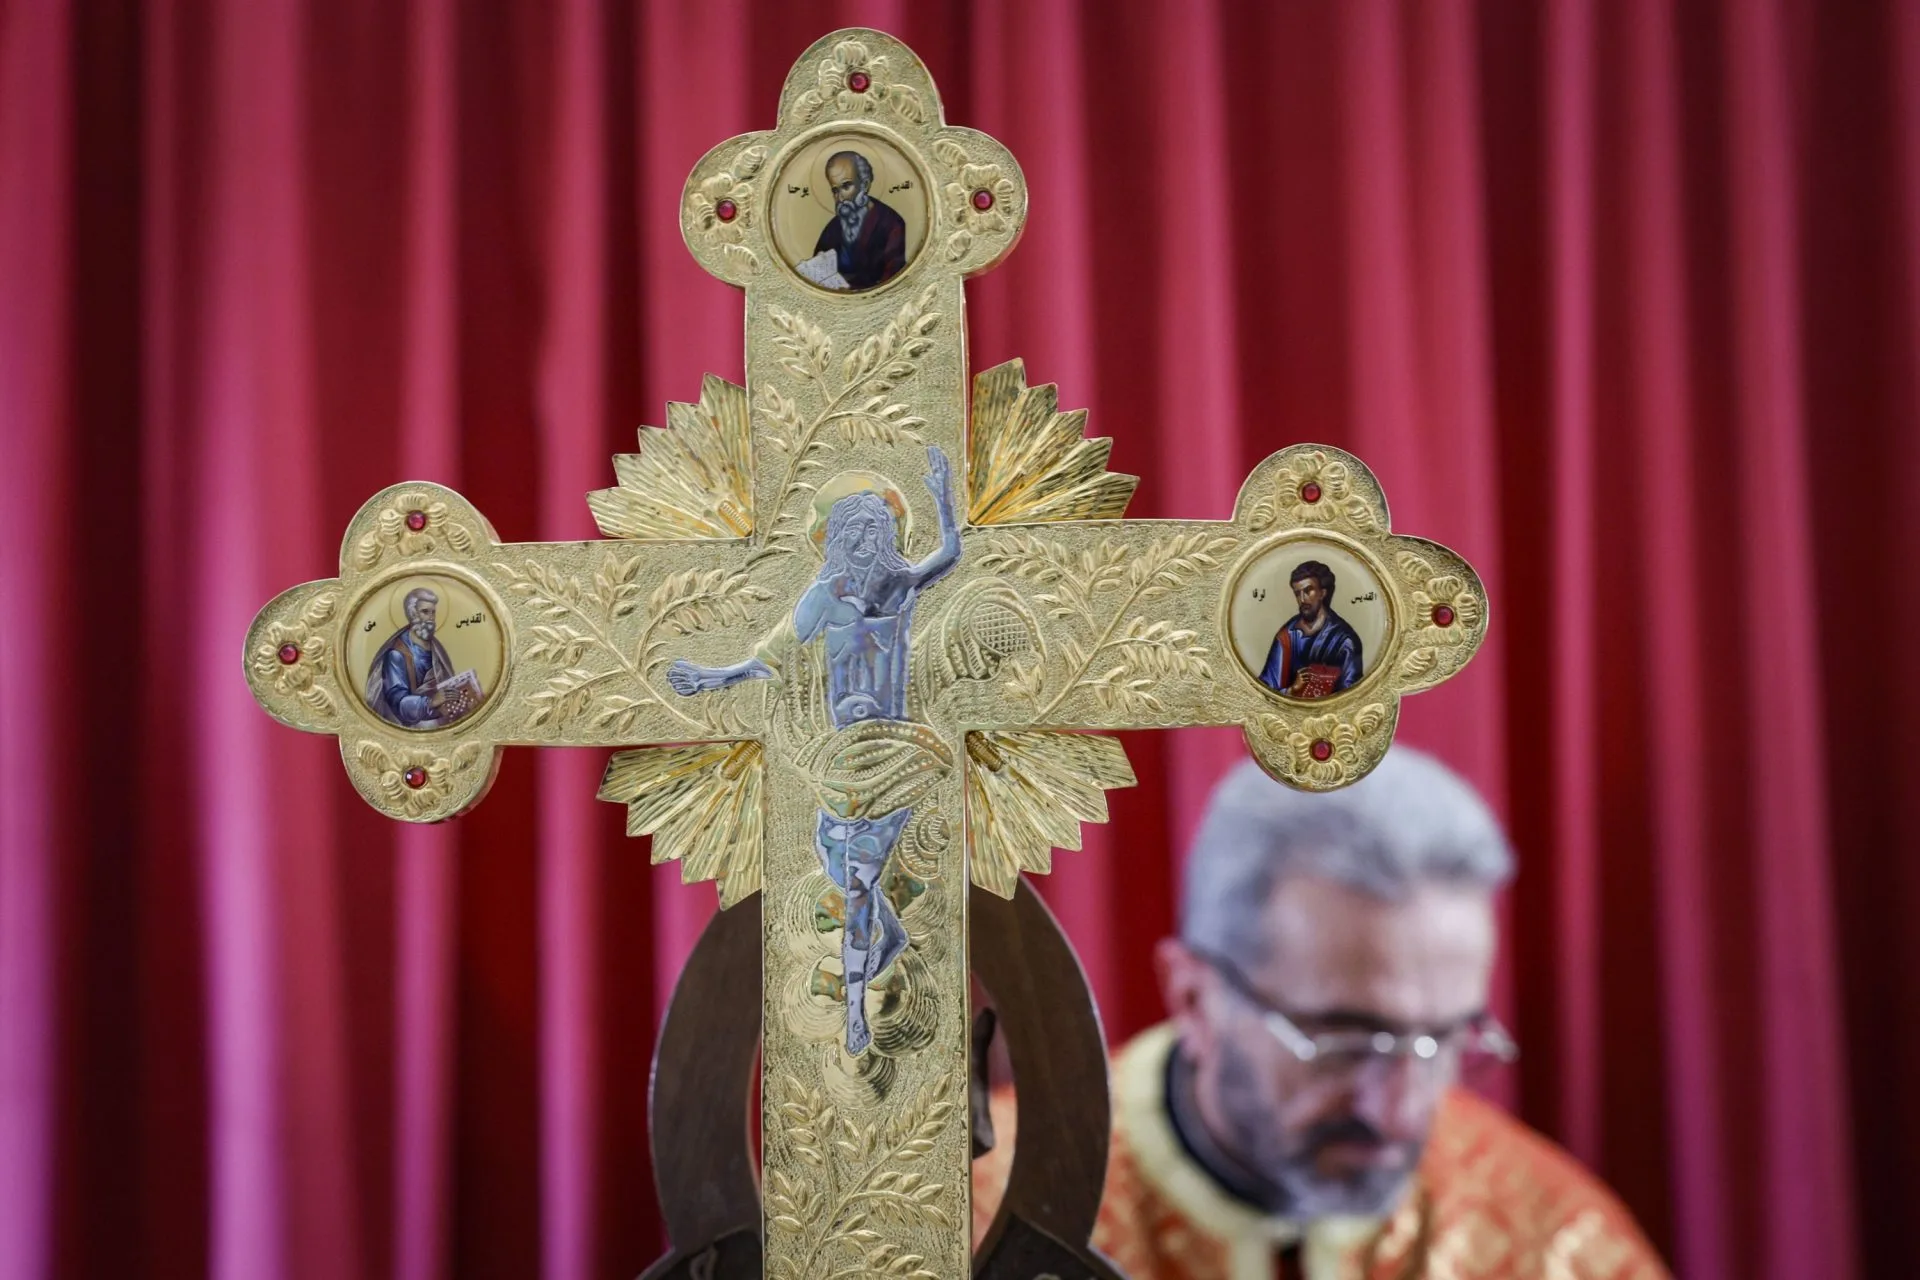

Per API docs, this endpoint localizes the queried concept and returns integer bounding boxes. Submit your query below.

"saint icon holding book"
[363,585,485,729]
[794,148,909,291]
[1260,559,1364,698]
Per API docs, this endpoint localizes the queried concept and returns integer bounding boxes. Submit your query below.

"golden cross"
[243,30,1487,1279]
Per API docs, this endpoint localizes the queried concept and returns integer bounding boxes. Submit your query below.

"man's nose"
[1350,1057,1433,1139]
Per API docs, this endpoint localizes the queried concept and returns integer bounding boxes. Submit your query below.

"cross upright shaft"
[243,29,1488,1279]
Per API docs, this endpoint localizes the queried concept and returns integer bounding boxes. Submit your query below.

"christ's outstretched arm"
[664,654,770,695]
[665,577,833,697]
[910,445,962,589]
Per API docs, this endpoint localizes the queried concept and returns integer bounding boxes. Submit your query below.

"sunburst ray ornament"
[240,28,1487,1279]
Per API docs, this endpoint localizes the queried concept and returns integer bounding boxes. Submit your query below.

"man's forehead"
[1251,876,1495,1022]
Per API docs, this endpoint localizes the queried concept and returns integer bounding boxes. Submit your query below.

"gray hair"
[403,587,439,620]
[1180,747,1513,959]
[827,150,874,191]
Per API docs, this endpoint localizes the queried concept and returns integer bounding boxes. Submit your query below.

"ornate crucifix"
[244,30,1486,1280]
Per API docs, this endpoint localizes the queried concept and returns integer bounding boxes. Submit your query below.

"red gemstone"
[715,198,737,222]
[1300,482,1323,504]
[971,188,995,211]
[1310,739,1334,762]
[276,642,301,665]
[405,509,428,531]
[847,71,871,93]
[1432,604,1456,628]
[403,766,428,789]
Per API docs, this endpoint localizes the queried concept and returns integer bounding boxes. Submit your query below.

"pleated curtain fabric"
[1,2,1914,1277]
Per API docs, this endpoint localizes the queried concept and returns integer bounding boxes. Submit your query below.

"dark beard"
[1209,1035,1299,1211]
[1211,1035,1419,1218]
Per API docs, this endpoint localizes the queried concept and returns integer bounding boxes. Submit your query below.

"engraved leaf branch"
[978,531,1237,719]
[767,1072,954,1280]
[759,285,941,553]
[496,556,770,737]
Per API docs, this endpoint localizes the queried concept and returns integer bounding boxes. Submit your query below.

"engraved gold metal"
[240,28,1489,1278]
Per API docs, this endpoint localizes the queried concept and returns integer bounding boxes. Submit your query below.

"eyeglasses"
[1193,949,1519,1073]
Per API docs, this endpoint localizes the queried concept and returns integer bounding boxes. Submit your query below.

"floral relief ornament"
[795,40,926,124]
[1258,703,1393,789]
[353,490,475,570]
[354,740,485,819]
[1248,450,1379,532]
[686,147,767,275]
[941,160,1018,262]
[250,591,338,717]
[1411,574,1481,646]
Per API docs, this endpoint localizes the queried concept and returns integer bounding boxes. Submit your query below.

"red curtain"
[3,1,1913,1277]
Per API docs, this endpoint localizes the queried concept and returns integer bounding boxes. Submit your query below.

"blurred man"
[973,749,1666,1279]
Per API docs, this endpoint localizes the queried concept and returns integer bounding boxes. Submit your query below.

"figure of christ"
[666,447,962,1053]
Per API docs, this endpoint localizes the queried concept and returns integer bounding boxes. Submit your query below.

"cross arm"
[244,482,795,822]
[944,444,1488,792]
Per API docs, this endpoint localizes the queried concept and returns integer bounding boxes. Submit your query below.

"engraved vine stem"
[1034,574,1160,721]
[539,580,718,737]
[765,291,938,534]
[796,1154,927,1278]
[770,362,911,529]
